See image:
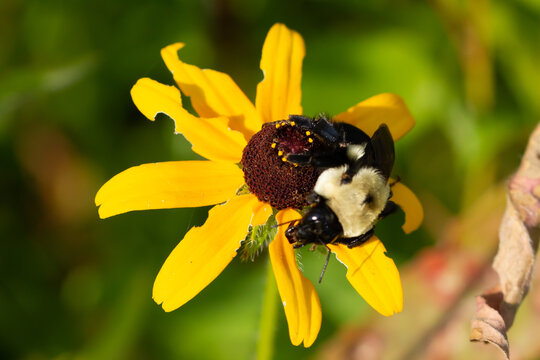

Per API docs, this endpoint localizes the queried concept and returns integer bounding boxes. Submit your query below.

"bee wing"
[370,123,395,180]
[337,122,371,146]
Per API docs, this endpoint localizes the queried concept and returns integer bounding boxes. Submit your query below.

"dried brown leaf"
[470,286,509,358]
[471,123,540,358]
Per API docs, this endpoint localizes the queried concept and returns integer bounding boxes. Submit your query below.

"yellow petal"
[160,43,262,137]
[334,93,415,141]
[251,200,273,226]
[131,78,247,162]
[95,161,244,219]
[269,209,321,347]
[392,182,423,234]
[329,237,403,316]
[153,194,258,311]
[256,23,305,123]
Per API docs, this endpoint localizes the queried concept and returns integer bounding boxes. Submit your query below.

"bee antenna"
[389,176,401,187]
[318,246,332,283]
[272,219,301,228]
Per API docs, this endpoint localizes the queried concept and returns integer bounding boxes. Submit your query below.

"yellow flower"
[95,23,423,347]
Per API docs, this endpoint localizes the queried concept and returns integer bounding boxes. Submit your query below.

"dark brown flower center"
[241,120,323,209]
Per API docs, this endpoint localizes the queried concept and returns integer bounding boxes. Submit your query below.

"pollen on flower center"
[241,119,323,209]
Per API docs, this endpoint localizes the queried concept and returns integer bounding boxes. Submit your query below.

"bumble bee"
[277,115,398,282]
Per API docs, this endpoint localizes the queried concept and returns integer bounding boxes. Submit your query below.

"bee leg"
[311,154,348,168]
[284,153,313,165]
[311,117,340,144]
[263,115,311,128]
[286,153,347,169]
[288,114,341,144]
[379,201,399,220]
[389,176,401,187]
[262,119,290,128]
[262,120,279,128]
[288,114,314,128]
[340,229,375,249]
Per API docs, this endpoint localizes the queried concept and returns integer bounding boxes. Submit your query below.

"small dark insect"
[271,115,399,282]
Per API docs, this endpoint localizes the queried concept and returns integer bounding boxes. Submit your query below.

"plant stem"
[256,257,279,360]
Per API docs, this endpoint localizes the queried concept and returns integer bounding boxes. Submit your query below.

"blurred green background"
[2,0,540,359]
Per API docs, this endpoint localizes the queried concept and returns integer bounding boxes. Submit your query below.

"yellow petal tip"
[130,77,182,123]
[95,189,103,207]
[330,239,403,318]
[152,293,176,313]
[150,195,257,315]
[160,42,185,61]
[96,206,108,219]
[334,93,415,141]
[391,182,424,234]
[256,22,305,122]
[270,210,322,349]
[377,302,403,317]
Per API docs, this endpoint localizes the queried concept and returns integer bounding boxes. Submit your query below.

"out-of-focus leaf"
[16,125,97,225]
[492,2,540,115]
[0,56,96,123]
[80,268,150,360]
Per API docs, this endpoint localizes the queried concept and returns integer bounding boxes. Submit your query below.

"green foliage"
[239,214,278,262]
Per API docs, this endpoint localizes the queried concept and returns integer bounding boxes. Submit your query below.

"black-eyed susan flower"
[95,23,423,347]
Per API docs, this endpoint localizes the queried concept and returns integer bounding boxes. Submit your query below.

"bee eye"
[363,193,374,205]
